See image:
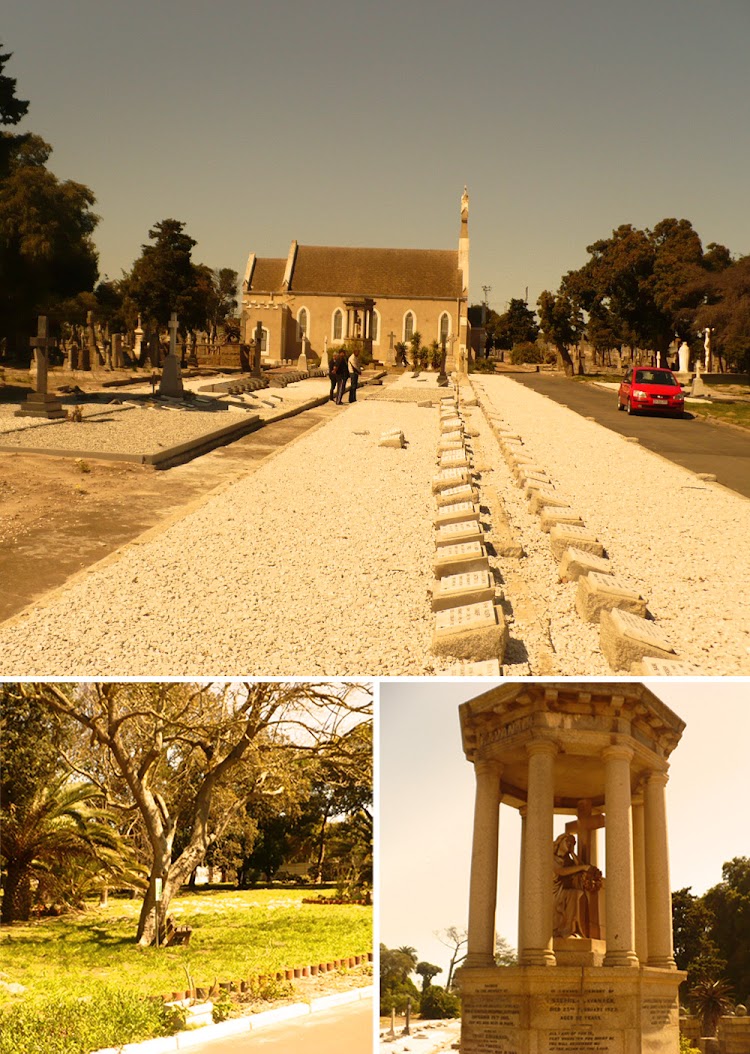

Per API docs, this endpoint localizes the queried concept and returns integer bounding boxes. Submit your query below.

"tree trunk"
[1,861,33,924]
[556,346,575,376]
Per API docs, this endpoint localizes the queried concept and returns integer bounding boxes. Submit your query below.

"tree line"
[0,682,372,944]
[0,44,238,363]
[473,217,750,375]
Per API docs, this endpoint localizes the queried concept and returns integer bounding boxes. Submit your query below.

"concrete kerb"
[92,986,373,1054]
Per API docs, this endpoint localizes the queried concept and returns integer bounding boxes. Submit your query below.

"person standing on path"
[347,348,363,403]
[328,354,337,401]
[334,350,350,404]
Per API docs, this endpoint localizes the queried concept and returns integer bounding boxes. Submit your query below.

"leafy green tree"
[695,256,750,372]
[672,887,727,991]
[0,134,99,359]
[0,43,29,177]
[537,289,582,375]
[703,858,750,1002]
[22,681,370,945]
[416,962,442,991]
[380,943,421,1015]
[492,298,539,350]
[419,985,461,1019]
[125,219,208,334]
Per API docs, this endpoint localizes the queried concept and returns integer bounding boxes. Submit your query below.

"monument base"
[159,354,184,398]
[457,964,685,1054]
[15,393,67,419]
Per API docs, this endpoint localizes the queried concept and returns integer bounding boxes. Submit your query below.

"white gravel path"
[0,372,746,676]
[471,374,750,675]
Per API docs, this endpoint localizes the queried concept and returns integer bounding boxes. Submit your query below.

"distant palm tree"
[690,978,734,1037]
[1,775,142,924]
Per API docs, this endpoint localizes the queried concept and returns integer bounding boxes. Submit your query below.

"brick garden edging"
[160,951,372,1003]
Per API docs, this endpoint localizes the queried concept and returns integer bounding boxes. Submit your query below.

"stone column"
[632,788,648,965]
[521,739,557,966]
[644,770,676,968]
[465,758,502,968]
[517,806,527,957]
[602,745,639,967]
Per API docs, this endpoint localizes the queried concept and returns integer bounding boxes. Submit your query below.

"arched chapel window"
[297,308,308,341]
[404,311,415,343]
[333,309,343,341]
[439,312,450,344]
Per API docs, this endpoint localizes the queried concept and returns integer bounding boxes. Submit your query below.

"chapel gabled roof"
[248,258,287,293]
[247,244,463,299]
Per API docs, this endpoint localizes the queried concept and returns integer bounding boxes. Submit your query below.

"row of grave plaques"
[429,384,508,674]
[485,408,699,676]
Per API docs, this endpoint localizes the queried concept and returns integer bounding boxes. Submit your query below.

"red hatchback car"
[617,367,685,416]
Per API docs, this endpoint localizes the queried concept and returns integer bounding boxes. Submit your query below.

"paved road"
[507,372,750,498]
[185,998,372,1054]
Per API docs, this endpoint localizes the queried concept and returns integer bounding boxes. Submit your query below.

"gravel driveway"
[0,373,746,677]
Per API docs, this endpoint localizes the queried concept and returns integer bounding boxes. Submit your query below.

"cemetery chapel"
[241,189,471,369]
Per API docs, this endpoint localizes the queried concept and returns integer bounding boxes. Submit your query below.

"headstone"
[600,608,676,671]
[16,316,66,419]
[432,466,472,493]
[431,571,495,612]
[297,334,309,371]
[459,659,502,676]
[550,524,605,562]
[133,317,144,363]
[158,312,184,398]
[539,506,585,533]
[435,520,483,547]
[575,572,648,623]
[431,601,507,661]
[433,541,489,578]
[439,450,471,470]
[558,547,613,582]
[252,320,263,377]
[528,488,575,515]
[111,333,124,369]
[434,502,481,527]
[435,483,479,507]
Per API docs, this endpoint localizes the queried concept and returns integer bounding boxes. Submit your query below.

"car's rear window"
[634,370,679,386]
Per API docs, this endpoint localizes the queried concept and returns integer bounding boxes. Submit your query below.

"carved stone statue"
[703,327,712,371]
[552,833,602,938]
[461,185,469,222]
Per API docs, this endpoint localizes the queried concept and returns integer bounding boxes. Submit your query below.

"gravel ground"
[0,372,746,676]
[471,374,750,675]
[0,376,444,676]
[0,377,333,456]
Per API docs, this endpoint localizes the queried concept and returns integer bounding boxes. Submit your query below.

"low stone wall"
[194,344,248,369]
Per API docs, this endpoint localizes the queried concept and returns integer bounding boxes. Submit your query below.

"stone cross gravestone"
[16,316,66,419]
[158,312,184,398]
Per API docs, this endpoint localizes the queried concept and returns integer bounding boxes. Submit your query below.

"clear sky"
[378,678,749,979]
[4,1,750,312]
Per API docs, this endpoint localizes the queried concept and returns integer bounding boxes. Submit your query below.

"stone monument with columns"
[457,682,686,1054]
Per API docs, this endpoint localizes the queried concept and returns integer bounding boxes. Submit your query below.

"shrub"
[680,1035,701,1054]
[470,357,496,373]
[0,987,184,1054]
[379,978,420,1017]
[419,985,461,1019]
[509,342,543,365]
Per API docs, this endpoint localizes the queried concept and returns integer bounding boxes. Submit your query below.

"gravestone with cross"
[252,321,263,377]
[16,316,67,419]
[158,312,184,398]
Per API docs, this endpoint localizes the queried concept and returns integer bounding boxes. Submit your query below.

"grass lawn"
[688,399,750,430]
[0,887,372,1006]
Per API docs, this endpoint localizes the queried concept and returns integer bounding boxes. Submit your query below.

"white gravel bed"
[0,403,253,455]
[471,374,750,675]
[0,392,443,676]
